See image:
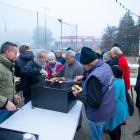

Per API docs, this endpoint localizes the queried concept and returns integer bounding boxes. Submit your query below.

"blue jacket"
[83,60,116,122]
[56,56,65,65]
[105,78,129,131]
[75,53,81,62]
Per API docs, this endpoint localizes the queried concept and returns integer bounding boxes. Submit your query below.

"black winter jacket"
[21,59,45,100]
[134,67,140,111]
[14,51,34,87]
[107,56,119,66]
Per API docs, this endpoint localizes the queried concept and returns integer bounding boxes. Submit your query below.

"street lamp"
[58,19,77,49]
[45,7,51,50]
[58,19,62,49]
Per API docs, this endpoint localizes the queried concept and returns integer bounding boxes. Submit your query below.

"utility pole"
[76,24,78,48]
[58,19,62,49]
[61,20,62,50]
[37,11,39,49]
[45,7,51,50]
[45,8,46,50]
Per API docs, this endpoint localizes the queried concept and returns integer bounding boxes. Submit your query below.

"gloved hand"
[40,69,48,78]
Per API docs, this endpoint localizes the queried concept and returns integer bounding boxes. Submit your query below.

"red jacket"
[45,63,63,79]
[118,54,130,90]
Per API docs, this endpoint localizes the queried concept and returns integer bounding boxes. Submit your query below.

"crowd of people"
[0,41,140,140]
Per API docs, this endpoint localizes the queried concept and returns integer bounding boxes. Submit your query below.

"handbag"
[119,90,134,116]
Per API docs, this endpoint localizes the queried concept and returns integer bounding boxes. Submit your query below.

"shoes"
[103,128,109,134]
[132,129,140,137]
[76,125,82,131]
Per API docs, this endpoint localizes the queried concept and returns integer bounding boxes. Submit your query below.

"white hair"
[65,50,75,57]
[111,47,122,55]
[76,47,81,54]
[35,49,47,57]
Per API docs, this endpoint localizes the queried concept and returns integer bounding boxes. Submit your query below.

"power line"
[65,28,76,48]
[0,1,36,13]
[0,14,37,24]
[115,0,140,17]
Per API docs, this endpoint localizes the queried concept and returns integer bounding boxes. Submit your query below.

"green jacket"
[0,54,15,108]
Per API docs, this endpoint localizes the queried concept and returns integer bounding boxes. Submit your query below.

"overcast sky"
[0,0,139,38]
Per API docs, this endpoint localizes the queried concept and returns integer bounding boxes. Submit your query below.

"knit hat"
[103,52,112,61]
[112,42,121,49]
[47,52,56,60]
[111,65,123,78]
[80,46,98,64]
[66,47,73,51]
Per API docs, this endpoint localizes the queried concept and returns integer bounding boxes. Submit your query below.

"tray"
[0,127,39,140]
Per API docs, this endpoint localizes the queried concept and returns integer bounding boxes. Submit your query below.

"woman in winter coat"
[45,52,63,79]
[103,51,119,66]
[132,66,140,137]
[105,66,129,140]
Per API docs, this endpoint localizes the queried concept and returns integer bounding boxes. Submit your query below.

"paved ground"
[16,57,140,140]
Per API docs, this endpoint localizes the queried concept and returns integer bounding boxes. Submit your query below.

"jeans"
[0,109,14,124]
[24,99,31,105]
[87,119,106,140]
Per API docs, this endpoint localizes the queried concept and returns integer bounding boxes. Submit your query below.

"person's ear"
[37,56,40,60]
[5,50,10,56]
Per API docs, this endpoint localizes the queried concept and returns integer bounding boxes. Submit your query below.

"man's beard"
[9,55,14,63]
[9,59,14,63]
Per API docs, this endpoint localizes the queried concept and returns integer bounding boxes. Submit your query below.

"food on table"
[49,77,65,82]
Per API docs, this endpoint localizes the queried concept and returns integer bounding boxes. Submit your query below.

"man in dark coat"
[55,49,65,65]
[132,67,140,137]
[21,49,48,104]
[14,45,34,88]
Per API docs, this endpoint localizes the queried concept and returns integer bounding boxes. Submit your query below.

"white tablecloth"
[128,64,139,68]
[130,78,136,87]
[0,101,83,140]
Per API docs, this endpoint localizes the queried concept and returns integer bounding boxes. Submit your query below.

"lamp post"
[45,7,51,50]
[138,16,140,55]
[58,19,77,49]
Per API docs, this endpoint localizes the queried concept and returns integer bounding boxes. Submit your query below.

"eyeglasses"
[42,57,47,59]
[65,57,71,60]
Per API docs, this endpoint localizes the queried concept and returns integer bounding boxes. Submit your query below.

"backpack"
[125,90,134,116]
[119,89,134,116]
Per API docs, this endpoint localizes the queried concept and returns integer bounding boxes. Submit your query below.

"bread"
[49,77,65,82]
[72,85,83,92]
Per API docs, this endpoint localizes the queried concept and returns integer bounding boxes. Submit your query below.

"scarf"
[34,56,46,70]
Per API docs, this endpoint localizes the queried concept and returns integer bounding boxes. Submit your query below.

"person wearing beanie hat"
[111,65,123,79]
[47,52,56,60]
[73,46,116,140]
[105,65,129,140]
[45,52,63,79]
[112,42,121,49]
[80,47,98,64]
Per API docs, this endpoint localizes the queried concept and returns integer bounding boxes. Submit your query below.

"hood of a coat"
[19,51,34,61]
